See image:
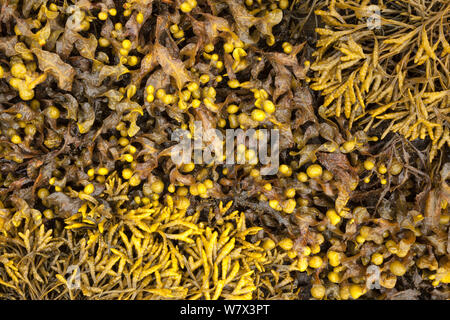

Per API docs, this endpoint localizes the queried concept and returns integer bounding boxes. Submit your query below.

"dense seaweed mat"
[310,0,450,162]
[0,0,448,300]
